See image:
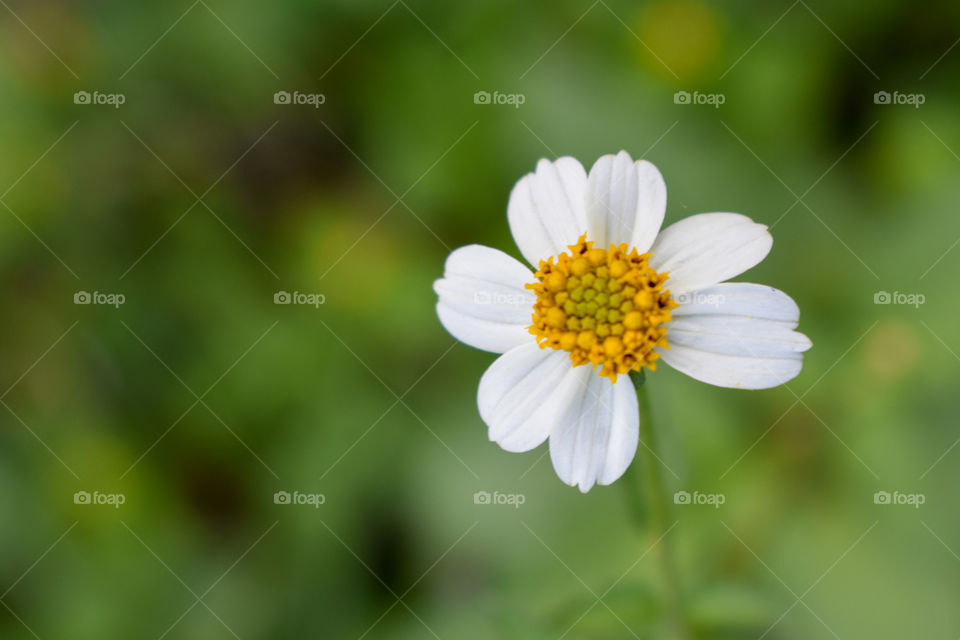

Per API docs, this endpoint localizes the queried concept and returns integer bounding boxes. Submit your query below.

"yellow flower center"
[525,234,677,383]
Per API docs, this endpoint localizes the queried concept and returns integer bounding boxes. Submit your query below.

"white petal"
[507,157,588,266]
[478,345,584,453]
[585,151,666,252]
[660,283,811,389]
[659,346,803,390]
[672,282,802,323]
[434,245,536,353]
[650,213,772,293]
[549,371,639,492]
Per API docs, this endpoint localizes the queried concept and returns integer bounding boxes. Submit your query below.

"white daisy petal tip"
[662,283,813,390]
[433,244,536,354]
[651,212,773,293]
[477,346,585,454]
[507,156,588,266]
[585,151,667,252]
[548,373,639,493]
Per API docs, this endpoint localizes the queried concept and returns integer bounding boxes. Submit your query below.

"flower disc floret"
[526,234,678,382]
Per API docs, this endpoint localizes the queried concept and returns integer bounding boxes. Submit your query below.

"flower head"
[434,152,811,491]
[526,233,676,381]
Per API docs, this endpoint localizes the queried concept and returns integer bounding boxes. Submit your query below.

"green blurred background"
[1,0,958,637]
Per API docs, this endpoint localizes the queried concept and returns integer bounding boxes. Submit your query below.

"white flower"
[434,151,811,492]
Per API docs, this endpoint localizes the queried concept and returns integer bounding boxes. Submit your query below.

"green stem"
[630,371,689,640]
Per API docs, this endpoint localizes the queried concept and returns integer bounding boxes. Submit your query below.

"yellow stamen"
[526,234,678,383]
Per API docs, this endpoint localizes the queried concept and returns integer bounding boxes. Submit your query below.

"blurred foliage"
[1,0,959,637]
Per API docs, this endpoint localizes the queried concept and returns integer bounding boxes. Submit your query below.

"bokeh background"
[1,0,958,637]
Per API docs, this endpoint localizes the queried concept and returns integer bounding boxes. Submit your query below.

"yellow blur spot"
[635,0,724,80]
[864,322,919,381]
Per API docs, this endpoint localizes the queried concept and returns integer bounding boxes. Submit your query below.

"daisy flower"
[434,152,811,491]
